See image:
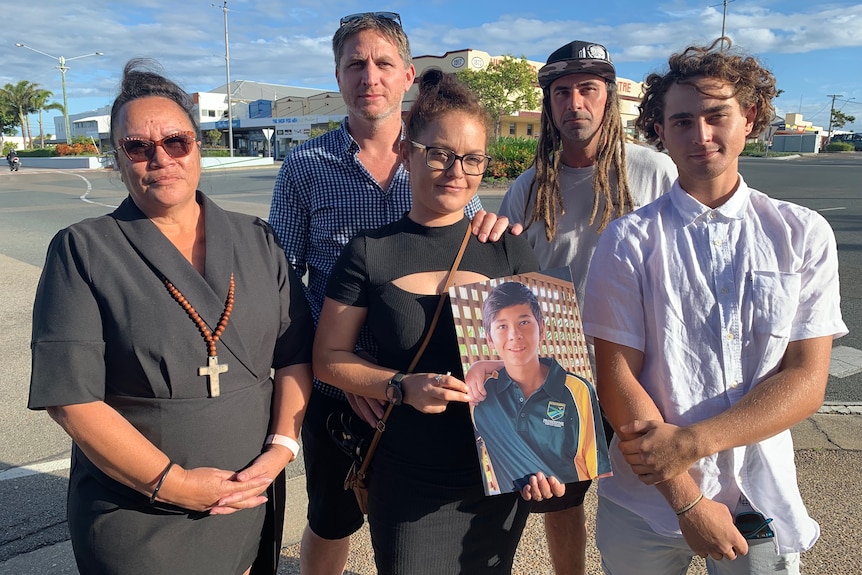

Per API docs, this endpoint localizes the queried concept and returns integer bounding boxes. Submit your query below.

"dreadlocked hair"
[526,81,632,241]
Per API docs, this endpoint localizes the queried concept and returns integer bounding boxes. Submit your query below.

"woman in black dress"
[313,71,561,574]
[28,59,313,575]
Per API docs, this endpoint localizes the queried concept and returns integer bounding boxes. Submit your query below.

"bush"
[17,148,56,157]
[201,148,232,157]
[825,141,855,152]
[742,142,766,156]
[488,137,536,180]
[56,143,99,156]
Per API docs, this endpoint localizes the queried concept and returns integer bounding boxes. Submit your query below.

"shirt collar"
[492,357,570,401]
[670,174,751,225]
[339,117,408,155]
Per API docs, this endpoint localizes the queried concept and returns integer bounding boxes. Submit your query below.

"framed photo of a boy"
[450,269,611,495]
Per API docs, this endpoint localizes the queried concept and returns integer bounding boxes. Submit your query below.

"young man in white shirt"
[583,37,847,574]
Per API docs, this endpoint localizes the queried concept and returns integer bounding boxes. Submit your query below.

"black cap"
[538,40,616,88]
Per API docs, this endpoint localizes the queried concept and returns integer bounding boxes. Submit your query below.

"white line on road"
[0,458,71,482]
[61,171,119,209]
[818,207,846,212]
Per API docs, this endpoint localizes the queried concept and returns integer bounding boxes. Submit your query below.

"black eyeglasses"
[340,11,402,27]
[117,132,198,163]
[410,141,491,176]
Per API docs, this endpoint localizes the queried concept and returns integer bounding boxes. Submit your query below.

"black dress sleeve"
[325,233,370,308]
[29,227,107,409]
[273,251,315,369]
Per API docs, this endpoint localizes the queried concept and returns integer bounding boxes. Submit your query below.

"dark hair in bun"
[405,70,490,141]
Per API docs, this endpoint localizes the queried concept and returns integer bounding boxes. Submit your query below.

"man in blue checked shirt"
[268,12,512,575]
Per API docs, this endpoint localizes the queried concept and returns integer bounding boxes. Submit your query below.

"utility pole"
[15,43,103,144]
[214,0,234,157]
[713,0,736,49]
[826,94,842,144]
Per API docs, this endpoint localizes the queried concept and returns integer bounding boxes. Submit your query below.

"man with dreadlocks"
[496,40,676,575]
[583,38,846,574]
[500,40,676,311]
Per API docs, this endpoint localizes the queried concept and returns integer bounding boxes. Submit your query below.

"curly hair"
[524,80,631,240]
[109,58,198,147]
[405,69,491,141]
[636,37,777,150]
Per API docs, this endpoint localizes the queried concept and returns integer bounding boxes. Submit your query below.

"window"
[526,124,534,136]
[509,123,516,136]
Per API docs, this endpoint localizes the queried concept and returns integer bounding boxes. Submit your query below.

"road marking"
[818,207,846,212]
[830,346,862,378]
[61,171,120,209]
[0,458,70,482]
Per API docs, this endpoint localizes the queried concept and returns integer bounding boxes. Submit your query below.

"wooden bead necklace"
[162,273,235,397]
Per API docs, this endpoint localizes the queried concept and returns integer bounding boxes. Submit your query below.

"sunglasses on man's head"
[118,132,198,163]
[339,11,401,27]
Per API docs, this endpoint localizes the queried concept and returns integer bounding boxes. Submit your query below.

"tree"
[830,109,856,131]
[205,129,223,147]
[0,100,17,137]
[456,55,541,139]
[309,120,341,139]
[0,80,40,148]
[31,89,64,148]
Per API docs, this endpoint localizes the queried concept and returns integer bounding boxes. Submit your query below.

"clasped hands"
[163,446,294,516]
[618,420,749,561]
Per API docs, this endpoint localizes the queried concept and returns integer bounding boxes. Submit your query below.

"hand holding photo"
[450,269,611,495]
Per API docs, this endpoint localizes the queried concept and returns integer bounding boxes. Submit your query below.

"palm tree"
[31,89,64,148]
[0,81,40,149]
[0,99,17,139]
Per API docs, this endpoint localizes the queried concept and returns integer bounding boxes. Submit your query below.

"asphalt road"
[0,153,860,567]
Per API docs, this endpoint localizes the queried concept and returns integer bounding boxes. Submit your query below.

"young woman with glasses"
[313,71,557,574]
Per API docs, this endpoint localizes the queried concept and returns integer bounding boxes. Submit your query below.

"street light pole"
[826,94,842,145]
[712,0,736,49]
[15,43,103,144]
[216,0,235,157]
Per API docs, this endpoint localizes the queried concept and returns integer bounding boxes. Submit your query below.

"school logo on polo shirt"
[544,401,566,427]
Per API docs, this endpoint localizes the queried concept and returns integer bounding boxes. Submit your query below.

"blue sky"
[5,0,862,134]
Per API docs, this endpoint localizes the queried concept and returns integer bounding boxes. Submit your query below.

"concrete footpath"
[4,409,860,574]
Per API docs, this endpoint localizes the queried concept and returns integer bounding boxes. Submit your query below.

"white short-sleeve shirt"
[583,176,847,553]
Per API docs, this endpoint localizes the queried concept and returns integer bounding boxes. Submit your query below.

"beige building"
[271,48,647,142]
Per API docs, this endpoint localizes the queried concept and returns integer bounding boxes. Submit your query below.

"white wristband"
[265,434,300,458]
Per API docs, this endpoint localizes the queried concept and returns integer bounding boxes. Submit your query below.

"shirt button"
[520,413,526,418]
[519,397,524,403]
[721,287,729,294]
[726,332,735,341]
[714,239,723,247]
[709,212,717,220]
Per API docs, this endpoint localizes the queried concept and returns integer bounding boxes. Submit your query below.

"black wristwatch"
[386,372,405,406]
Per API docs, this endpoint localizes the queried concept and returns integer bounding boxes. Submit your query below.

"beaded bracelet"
[149,461,176,505]
[674,492,704,516]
